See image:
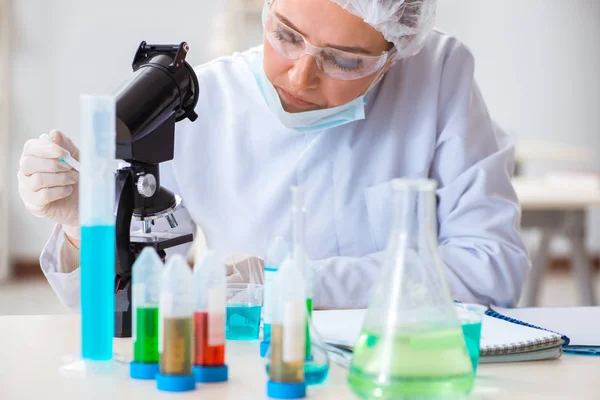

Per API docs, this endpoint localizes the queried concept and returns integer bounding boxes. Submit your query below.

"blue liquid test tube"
[79,95,116,361]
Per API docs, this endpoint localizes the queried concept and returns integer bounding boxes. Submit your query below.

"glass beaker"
[348,179,474,399]
[225,283,263,340]
[455,303,487,373]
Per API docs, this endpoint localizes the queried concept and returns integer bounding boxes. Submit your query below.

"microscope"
[113,41,199,337]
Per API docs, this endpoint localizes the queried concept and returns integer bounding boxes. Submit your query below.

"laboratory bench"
[1,310,599,399]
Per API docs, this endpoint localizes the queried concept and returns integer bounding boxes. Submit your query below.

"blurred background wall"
[1,0,600,286]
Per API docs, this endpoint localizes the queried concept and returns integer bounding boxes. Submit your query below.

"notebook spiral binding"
[482,337,561,356]
[483,309,570,356]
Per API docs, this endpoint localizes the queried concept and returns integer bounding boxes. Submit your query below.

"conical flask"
[348,179,474,400]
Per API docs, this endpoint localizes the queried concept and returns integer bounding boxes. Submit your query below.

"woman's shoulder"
[385,29,476,91]
[390,30,474,72]
[191,46,262,85]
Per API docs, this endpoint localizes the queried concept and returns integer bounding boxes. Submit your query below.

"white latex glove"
[186,225,208,267]
[225,254,265,285]
[18,130,80,240]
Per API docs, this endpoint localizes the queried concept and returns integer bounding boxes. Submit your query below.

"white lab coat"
[40,30,530,311]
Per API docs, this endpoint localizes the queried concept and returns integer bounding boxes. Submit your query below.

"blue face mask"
[250,53,371,133]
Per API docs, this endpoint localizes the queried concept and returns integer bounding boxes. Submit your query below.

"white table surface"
[1,310,599,400]
[512,177,600,210]
[512,177,600,306]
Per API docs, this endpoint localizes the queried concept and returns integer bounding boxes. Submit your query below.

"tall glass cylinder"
[290,186,312,360]
[79,95,116,361]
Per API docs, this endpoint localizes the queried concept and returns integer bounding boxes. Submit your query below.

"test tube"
[40,133,81,171]
[192,249,229,383]
[79,95,115,362]
[291,186,312,357]
[156,254,196,392]
[260,236,289,357]
[129,247,163,379]
[267,257,307,399]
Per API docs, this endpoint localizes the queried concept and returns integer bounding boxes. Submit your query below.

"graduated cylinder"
[79,95,116,361]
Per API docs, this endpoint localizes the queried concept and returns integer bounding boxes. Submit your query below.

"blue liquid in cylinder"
[80,225,115,360]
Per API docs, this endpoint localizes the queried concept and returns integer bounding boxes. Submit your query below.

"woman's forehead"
[273,0,388,54]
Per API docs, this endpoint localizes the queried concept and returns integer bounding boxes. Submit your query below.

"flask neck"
[390,183,437,250]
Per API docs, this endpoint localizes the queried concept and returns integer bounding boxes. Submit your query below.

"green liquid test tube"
[129,247,164,380]
[134,306,159,363]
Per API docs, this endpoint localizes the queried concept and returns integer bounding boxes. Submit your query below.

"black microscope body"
[113,41,199,337]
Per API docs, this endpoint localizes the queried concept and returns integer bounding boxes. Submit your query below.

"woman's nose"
[288,55,319,91]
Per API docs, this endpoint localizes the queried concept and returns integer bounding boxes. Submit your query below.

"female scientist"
[17,0,529,311]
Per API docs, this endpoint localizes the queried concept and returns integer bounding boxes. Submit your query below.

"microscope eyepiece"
[115,41,199,164]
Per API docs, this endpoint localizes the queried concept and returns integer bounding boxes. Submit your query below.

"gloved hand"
[225,254,265,285]
[18,130,80,241]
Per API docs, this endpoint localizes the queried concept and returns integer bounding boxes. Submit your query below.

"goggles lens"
[263,6,392,81]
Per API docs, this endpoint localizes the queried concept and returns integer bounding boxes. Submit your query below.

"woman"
[18,0,529,311]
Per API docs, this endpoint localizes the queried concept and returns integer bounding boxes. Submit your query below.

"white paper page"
[312,309,366,348]
[480,314,561,351]
[492,306,600,346]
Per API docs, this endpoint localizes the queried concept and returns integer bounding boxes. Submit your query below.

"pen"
[563,346,600,356]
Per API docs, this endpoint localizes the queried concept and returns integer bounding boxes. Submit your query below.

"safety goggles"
[262,1,395,81]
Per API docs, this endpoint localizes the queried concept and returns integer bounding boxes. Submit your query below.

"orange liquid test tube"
[192,247,229,383]
[194,310,226,366]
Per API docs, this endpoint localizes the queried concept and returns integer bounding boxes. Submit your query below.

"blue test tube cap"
[192,364,229,383]
[267,380,306,399]
[156,373,196,392]
[129,361,159,380]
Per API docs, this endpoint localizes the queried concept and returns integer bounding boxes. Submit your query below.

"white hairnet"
[330,0,437,60]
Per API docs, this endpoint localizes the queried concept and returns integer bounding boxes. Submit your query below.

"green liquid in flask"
[133,306,159,363]
[348,328,474,399]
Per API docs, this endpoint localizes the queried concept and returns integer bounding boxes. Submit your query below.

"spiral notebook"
[479,308,566,362]
[313,307,569,365]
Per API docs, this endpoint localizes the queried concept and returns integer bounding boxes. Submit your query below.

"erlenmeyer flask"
[348,179,474,400]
